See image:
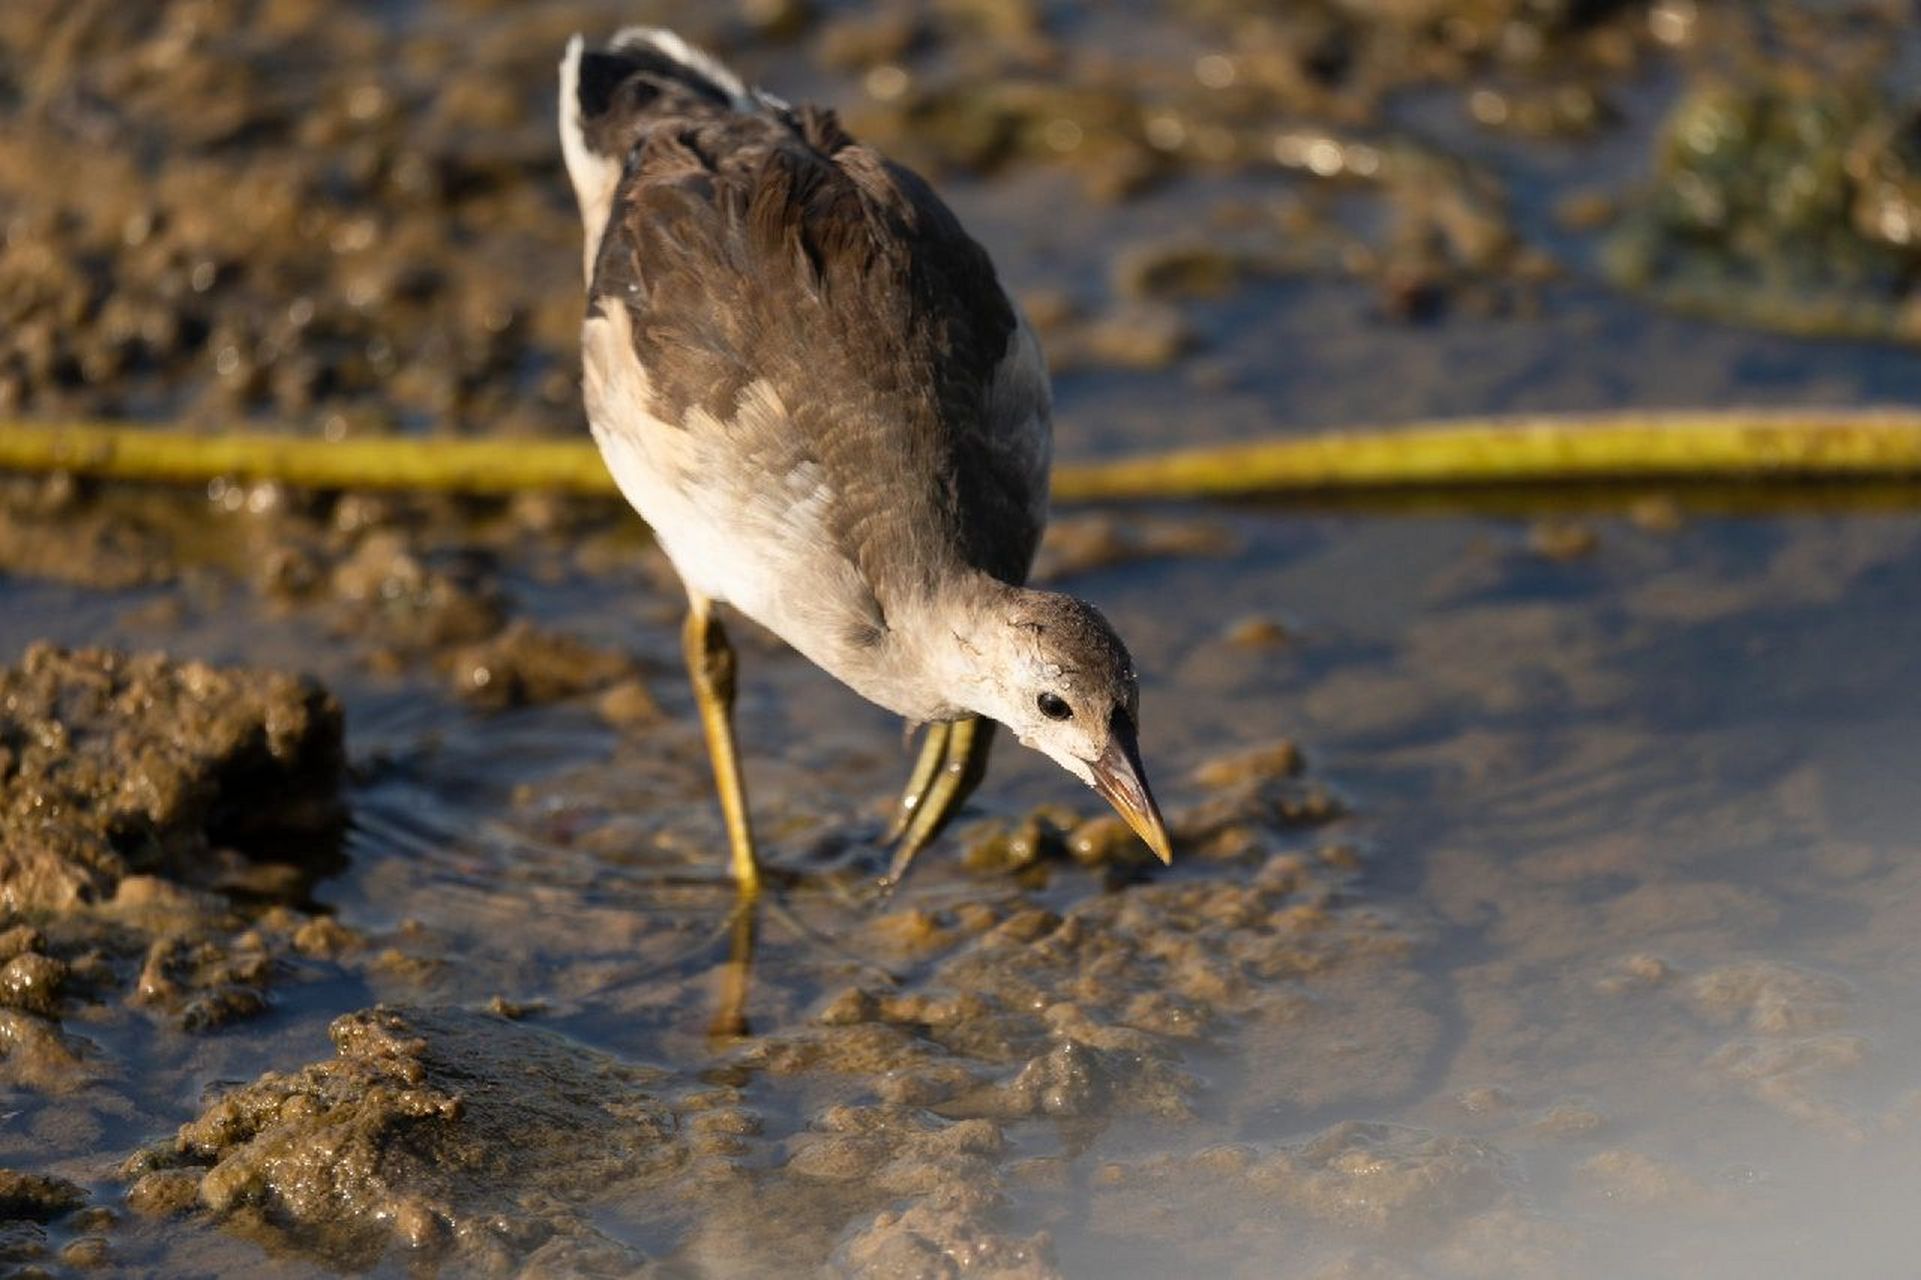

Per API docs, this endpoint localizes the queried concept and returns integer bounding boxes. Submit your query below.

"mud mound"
[0,643,345,910]
[129,1005,684,1273]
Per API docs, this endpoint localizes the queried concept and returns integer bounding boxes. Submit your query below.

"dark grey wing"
[882,159,1052,588]
[587,103,1050,603]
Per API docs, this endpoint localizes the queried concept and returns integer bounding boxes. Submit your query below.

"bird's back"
[560,30,1051,711]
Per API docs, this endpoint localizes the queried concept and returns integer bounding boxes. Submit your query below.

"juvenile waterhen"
[560,28,1171,893]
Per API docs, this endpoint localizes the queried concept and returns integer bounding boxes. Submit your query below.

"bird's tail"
[559,28,769,281]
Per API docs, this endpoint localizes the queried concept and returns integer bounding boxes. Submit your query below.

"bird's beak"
[1091,712,1173,865]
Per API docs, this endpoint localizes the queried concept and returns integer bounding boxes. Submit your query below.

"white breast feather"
[583,307,890,695]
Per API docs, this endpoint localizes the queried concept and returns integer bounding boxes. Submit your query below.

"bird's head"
[945,587,1172,864]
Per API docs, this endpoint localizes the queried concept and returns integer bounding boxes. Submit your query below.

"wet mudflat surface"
[9,492,1921,1278]
[5,1,1921,1277]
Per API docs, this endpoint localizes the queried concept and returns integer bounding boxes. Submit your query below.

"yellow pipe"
[5,411,1921,502]
[1050,410,1921,501]
[0,424,616,497]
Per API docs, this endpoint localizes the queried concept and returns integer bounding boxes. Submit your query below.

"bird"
[559,27,1171,895]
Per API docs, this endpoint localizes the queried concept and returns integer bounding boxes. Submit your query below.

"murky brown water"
[5,1,1921,1277]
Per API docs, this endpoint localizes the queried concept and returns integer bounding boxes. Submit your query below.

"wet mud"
[9,500,1920,1278]
[0,643,344,909]
[126,1005,687,1273]
[4,2,1915,441]
[5,2,1921,1278]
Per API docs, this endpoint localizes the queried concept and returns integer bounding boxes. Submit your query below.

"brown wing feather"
[586,98,1047,604]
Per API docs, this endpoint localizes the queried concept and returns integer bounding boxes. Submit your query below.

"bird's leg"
[885,720,953,844]
[708,896,758,1041]
[682,595,760,896]
[882,716,996,886]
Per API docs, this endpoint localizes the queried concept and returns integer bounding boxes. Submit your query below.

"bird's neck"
[885,570,1029,724]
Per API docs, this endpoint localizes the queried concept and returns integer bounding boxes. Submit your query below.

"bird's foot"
[881,716,996,887]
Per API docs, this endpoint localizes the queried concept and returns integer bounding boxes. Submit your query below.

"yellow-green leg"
[683,595,760,897]
[885,720,955,844]
[883,716,996,886]
[709,897,758,1041]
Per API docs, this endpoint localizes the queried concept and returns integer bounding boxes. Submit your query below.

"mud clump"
[328,530,505,656]
[0,482,180,590]
[0,644,345,911]
[0,1168,95,1273]
[132,928,276,1032]
[447,619,640,711]
[834,1200,1059,1279]
[1069,300,1196,369]
[1191,740,1304,790]
[0,1169,88,1222]
[1088,1123,1514,1269]
[1032,513,1235,582]
[0,948,68,1018]
[126,1005,687,1273]
[1686,961,1850,1035]
[0,1005,91,1094]
[0,646,354,1045]
[1575,1147,1722,1211]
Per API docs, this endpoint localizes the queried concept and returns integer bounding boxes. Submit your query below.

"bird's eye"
[1036,692,1073,720]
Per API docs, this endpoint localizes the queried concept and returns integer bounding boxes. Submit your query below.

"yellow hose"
[5,410,1921,501]
[1052,410,1921,501]
[0,424,615,498]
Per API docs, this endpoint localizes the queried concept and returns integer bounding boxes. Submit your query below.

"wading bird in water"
[560,28,1171,895]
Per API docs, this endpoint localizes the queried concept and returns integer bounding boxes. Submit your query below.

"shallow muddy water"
[11,482,1921,1278]
[5,1,1921,1277]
